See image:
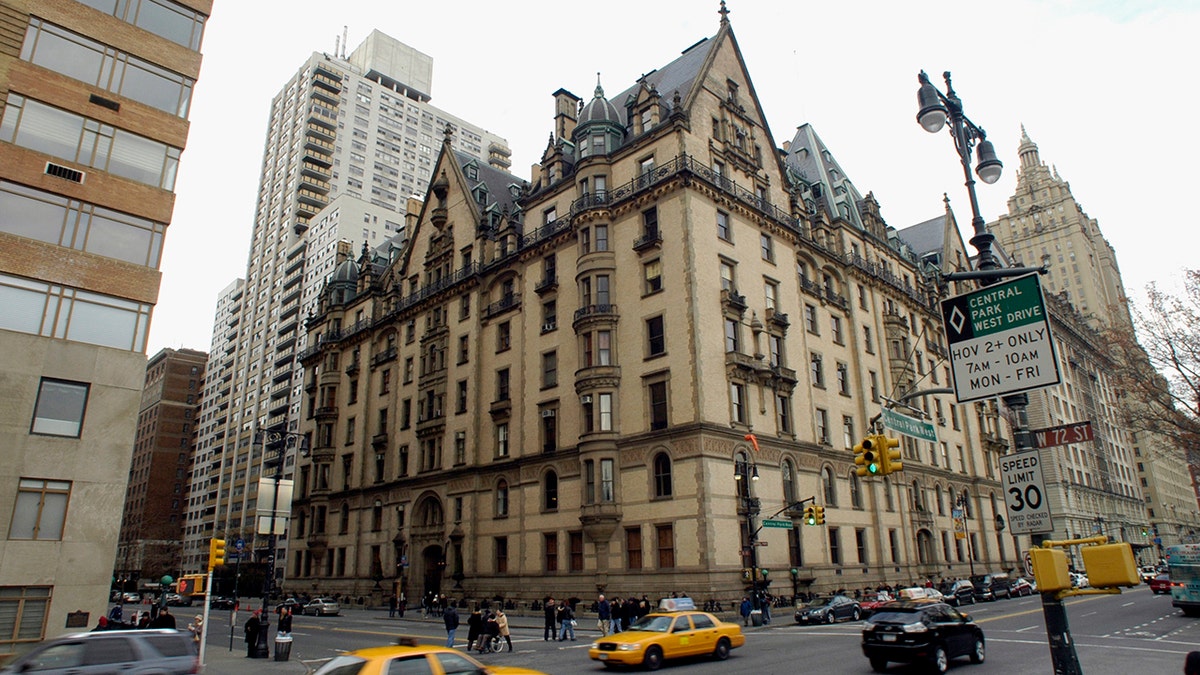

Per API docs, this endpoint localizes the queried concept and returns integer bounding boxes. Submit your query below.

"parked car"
[859,591,894,618]
[1010,578,1035,597]
[898,587,945,602]
[0,629,196,675]
[276,597,303,614]
[795,595,862,624]
[209,595,236,610]
[861,600,985,674]
[970,573,1012,601]
[305,597,341,616]
[1149,573,1173,594]
[122,592,142,603]
[1070,572,1090,588]
[164,592,192,607]
[588,598,745,669]
[937,580,977,607]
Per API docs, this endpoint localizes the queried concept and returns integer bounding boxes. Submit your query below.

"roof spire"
[719,0,730,26]
[943,192,952,212]
[594,72,604,99]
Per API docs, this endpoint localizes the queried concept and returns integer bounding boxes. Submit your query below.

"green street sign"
[881,407,938,443]
[761,518,792,529]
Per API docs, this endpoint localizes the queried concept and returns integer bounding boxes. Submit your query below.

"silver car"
[0,629,196,674]
[304,597,341,616]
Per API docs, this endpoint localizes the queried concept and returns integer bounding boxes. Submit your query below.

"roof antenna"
[342,26,348,58]
[334,34,340,58]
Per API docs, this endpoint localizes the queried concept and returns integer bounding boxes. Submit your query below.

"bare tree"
[1106,270,1200,451]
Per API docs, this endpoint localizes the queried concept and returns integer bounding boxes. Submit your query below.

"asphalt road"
[193,586,1198,674]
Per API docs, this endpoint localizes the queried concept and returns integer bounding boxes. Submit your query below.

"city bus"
[1165,543,1200,617]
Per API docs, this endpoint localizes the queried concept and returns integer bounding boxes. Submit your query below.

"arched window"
[340,503,350,534]
[653,453,673,498]
[496,479,509,517]
[961,490,972,518]
[418,497,443,527]
[781,459,796,504]
[911,480,923,511]
[297,509,307,537]
[544,471,559,511]
[883,477,895,511]
[821,466,837,506]
[936,486,945,515]
[372,499,383,531]
[849,472,862,509]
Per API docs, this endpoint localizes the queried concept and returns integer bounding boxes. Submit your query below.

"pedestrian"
[495,608,512,652]
[187,615,203,646]
[466,607,483,652]
[557,601,576,641]
[137,612,152,629]
[543,597,557,641]
[277,607,293,636]
[108,604,123,623]
[92,616,109,632]
[478,611,500,653]
[443,604,459,648]
[388,594,397,618]
[760,593,771,625]
[1186,651,1200,675]
[739,596,752,626]
[398,594,407,618]
[244,610,262,658]
[150,606,176,629]
[610,596,623,634]
[596,594,611,636]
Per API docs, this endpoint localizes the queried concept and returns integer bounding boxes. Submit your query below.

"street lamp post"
[250,427,308,659]
[734,456,761,612]
[916,70,1079,675]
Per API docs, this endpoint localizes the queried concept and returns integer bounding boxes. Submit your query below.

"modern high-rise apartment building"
[182,30,510,577]
[0,0,208,654]
[116,348,207,590]
[289,12,1030,604]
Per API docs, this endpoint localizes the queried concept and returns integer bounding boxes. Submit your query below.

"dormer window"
[465,164,478,181]
[473,186,487,205]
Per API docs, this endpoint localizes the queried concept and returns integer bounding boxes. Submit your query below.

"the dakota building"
[290,13,1021,604]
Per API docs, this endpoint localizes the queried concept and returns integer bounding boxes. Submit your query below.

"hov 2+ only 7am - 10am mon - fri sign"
[940,273,1060,403]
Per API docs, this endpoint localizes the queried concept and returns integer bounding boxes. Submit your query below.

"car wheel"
[969,636,985,664]
[869,656,889,672]
[644,646,664,671]
[713,637,731,660]
[930,645,950,674]
[851,608,861,621]
[825,612,835,624]
[969,595,976,605]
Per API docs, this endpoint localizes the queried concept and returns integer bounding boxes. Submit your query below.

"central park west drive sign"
[940,273,1060,403]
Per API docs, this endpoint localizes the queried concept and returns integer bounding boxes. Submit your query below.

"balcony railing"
[573,303,619,323]
[633,228,662,252]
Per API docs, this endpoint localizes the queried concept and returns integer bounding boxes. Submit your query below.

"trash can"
[749,610,763,626]
[274,634,293,662]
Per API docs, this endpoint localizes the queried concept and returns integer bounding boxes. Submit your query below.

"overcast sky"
[147,0,1200,354]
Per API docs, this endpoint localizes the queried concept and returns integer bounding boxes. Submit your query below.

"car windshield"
[629,615,673,633]
[311,655,367,675]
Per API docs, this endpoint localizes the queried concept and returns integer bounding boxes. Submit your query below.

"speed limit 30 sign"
[1000,449,1053,535]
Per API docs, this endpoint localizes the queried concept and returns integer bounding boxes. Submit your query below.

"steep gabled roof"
[455,149,523,218]
[784,124,867,230]
[610,37,716,128]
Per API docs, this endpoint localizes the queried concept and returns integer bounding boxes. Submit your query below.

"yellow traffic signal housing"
[877,435,902,475]
[208,538,226,570]
[855,438,880,477]
[177,574,206,596]
[803,505,817,526]
[741,568,752,580]
[1081,542,1140,588]
[1030,547,1071,592]
[813,505,826,526]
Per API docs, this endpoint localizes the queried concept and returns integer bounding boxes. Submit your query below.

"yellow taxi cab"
[311,638,548,675]
[588,598,746,670]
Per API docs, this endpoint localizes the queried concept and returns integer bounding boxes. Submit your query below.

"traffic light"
[177,574,206,596]
[803,505,817,526]
[812,505,826,526]
[854,437,881,477]
[877,435,902,475]
[741,568,752,580]
[208,538,226,570]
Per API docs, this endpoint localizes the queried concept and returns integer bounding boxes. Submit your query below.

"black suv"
[937,579,977,607]
[970,573,1012,601]
[0,629,197,674]
[861,600,985,674]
